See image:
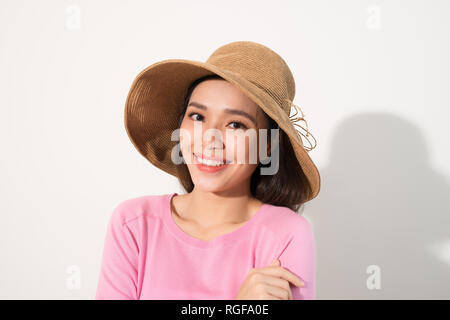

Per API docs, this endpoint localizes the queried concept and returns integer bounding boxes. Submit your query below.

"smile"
[193,153,230,173]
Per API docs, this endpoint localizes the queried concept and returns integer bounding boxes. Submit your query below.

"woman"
[95,41,321,300]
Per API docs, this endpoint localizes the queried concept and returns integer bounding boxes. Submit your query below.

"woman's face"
[179,79,269,193]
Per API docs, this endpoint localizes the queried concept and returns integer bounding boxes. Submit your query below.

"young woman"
[95,41,321,300]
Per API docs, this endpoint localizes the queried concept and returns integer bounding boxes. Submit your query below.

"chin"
[194,183,229,194]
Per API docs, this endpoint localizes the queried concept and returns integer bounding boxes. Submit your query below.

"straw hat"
[124,41,321,201]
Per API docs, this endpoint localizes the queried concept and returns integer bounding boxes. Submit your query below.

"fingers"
[264,284,290,300]
[261,276,293,300]
[264,293,282,300]
[249,270,293,300]
[269,259,279,266]
[257,264,304,288]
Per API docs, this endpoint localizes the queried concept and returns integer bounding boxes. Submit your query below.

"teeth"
[195,154,226,166]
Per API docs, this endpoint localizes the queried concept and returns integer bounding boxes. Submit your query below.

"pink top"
[95,192,316,300]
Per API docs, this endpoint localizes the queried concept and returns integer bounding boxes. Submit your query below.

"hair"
[175,74,313,213]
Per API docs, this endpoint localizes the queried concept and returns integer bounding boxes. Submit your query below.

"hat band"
[284,98,317,152]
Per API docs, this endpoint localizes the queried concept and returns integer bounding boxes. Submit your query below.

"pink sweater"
[95,193,316,300]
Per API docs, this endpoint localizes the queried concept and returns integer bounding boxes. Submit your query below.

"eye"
[187,112,248,130]
[187,112,204,121]
[229,121,248,130]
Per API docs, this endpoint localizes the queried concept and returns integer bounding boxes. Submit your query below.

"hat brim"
[124,58,321,201]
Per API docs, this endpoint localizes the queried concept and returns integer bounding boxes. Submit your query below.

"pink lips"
[193,153,230,173]
[194,153,230,163]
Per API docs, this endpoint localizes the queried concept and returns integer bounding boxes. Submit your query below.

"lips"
[193,153,230,173]
[193,153,231,164]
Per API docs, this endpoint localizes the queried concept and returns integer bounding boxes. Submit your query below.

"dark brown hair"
[175,74,312,213]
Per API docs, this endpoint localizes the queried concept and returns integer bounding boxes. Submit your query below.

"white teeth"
[195,154,226,166]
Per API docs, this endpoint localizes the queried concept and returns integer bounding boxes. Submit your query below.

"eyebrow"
[187,101,257,125]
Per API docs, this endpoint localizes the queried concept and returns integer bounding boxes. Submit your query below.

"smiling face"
[178,78,270,193]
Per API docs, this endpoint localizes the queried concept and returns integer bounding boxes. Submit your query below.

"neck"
[182,185,258,228]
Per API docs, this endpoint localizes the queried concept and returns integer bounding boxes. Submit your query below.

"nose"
[202,128,224,150]
[197,122,225,155]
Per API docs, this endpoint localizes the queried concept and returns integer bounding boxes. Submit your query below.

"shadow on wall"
[307,112,450,299]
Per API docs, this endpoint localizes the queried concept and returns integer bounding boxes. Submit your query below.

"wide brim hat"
[124,41,321,201]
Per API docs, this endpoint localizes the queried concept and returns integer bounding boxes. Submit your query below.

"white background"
[0,0,449,299]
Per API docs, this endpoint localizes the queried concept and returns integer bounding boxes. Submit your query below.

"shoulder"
[261,203,315,244]
[109,193,170,226]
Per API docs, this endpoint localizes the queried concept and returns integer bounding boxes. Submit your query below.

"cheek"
[178,123,194,158]
[227,132,259,164]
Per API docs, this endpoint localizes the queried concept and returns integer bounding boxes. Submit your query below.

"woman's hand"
[234,258,305,300]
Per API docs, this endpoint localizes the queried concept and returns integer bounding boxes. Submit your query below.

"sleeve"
[95,203,139,300]
[277,216,316,300]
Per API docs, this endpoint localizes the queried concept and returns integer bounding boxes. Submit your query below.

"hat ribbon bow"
[284,98,317,152]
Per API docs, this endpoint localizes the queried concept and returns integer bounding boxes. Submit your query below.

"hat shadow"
[306,112,450,299]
